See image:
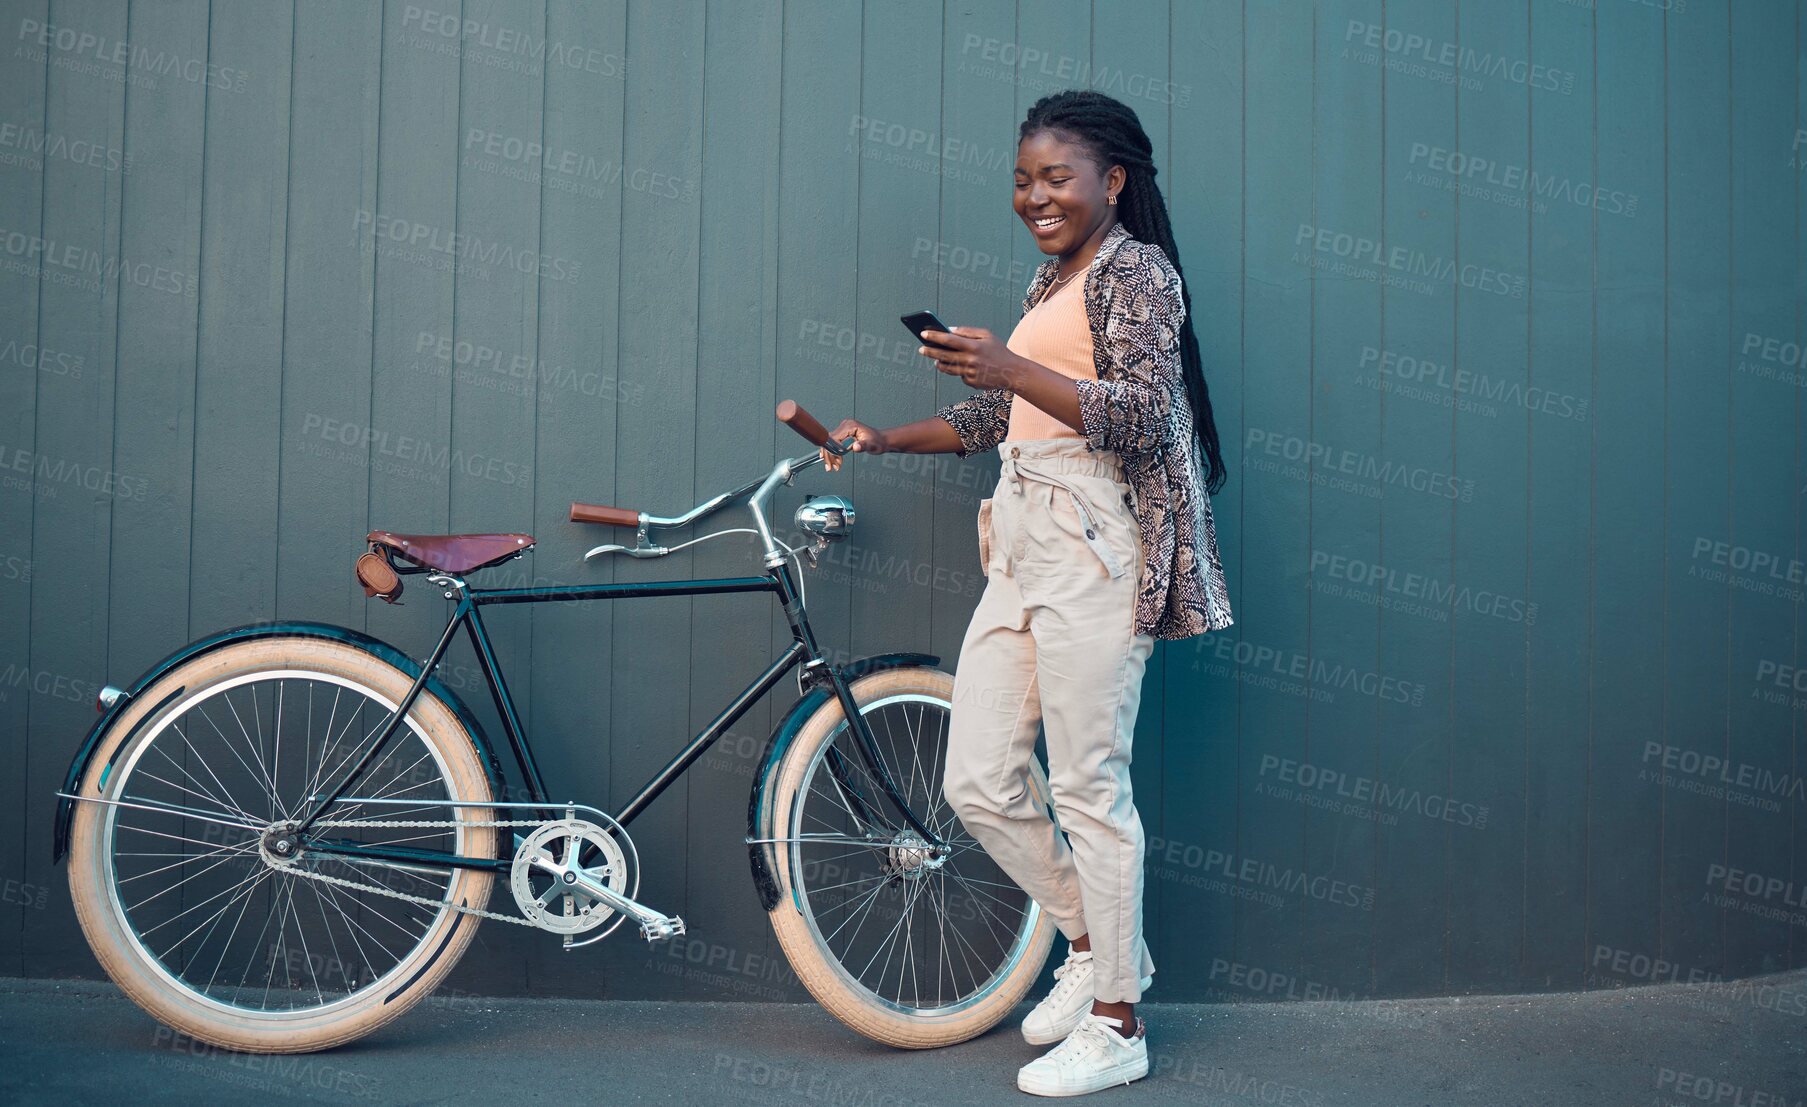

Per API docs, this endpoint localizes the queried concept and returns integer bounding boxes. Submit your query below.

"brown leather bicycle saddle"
[366,530,535,573]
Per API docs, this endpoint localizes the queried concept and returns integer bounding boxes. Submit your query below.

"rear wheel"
[67,635,497,1053]
[763,666,1059,1048]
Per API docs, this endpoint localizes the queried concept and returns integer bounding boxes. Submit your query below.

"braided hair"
[1020,90,1227,495]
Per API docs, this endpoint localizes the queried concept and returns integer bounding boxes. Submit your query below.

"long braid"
[1020,91,1227,495]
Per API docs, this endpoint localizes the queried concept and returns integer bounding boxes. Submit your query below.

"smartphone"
[900,310,954,346]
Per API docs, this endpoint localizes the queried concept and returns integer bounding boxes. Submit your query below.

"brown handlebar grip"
[570,501,642,527]
[777,399,834,448]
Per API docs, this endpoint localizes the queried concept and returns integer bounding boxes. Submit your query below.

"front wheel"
[763,666,1059,1048]
[66,635,497,1053]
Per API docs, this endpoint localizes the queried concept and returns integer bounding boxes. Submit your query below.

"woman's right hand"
[821,419,890,471]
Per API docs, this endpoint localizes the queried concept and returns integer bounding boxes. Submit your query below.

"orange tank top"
[1003,271,1096,441]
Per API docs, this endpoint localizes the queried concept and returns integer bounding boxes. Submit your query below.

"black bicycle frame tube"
[289,560,946,852]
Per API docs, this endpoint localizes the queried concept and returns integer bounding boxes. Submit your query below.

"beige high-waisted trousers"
[942,435,1157,1004]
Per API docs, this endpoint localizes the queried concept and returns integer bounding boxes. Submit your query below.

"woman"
[822,89,1233,1097]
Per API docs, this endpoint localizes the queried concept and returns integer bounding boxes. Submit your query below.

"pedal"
[640,915,686,943]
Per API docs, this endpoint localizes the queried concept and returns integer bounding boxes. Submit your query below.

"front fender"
[52,620,508,866]
[745,651,940,914]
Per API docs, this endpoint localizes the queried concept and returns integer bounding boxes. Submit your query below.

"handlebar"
[776,399,848,456]
[571,400,856,563]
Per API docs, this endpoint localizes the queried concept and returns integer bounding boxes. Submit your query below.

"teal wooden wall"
[3,0,1804,1004]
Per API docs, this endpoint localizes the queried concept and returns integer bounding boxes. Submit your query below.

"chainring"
[509,818,630,935]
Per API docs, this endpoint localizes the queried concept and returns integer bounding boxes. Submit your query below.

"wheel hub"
[259,821,305,868]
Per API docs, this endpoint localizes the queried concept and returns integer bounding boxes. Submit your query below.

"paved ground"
[2,971,1803,1105]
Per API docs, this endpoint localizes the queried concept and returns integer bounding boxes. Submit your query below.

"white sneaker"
[1022,947,1153,1045]
[1017,1013,1149,1097]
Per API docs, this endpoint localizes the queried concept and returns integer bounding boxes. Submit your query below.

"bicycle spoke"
[99,668,473,1017]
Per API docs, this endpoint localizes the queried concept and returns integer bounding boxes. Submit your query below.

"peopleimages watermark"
[1738,330,1807,389]
[407,330,646,405]
[297,413,533,489]
[0,336,85,379]
[1403,141,1638,218]
[1245,427,1475,503]
[1587,944,1807,1017]
[0,443,151,502]
[0,662,101,707]
[1755,660,1807,712]
[461,126,694,204]
[149,1026,379,1100]
[1688,538,1807,603]
[1309,549,1538,626]
[1355,345,1589,422]
[1654,1067,1803,1107]
[713,1053,937,1107]
[954,34,1192,108]
[397,5,626,80]
[845,114,1014,186]
[1704,863,1807,928]
[1257,754,1491,829]
[0,222,198,298]
[1194,634,1429,708]
[906,236,1040,297]
[1145,834,1377,911]
[1640,742,1802,814]
[1293,222,1527,299]
[1341,19,1576,95]
[15,17,249,93]
[352,209,583,284]
[0,120,133,174]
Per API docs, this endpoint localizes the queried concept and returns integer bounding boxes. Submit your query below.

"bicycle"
[51,401,1064,1054]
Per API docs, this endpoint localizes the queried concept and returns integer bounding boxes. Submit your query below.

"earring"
[1108,195,1117,205]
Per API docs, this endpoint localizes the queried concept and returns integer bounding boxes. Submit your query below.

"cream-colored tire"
[67,635,496,1054]
[764,666,1059,1049]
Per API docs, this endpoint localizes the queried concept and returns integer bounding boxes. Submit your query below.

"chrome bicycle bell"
[795,494,855,540]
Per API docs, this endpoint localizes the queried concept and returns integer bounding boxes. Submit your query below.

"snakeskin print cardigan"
[934,221,1234,640]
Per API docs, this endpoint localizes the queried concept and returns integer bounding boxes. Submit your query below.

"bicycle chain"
[275,817,568,929]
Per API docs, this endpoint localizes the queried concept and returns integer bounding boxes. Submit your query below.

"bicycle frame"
[288,458,949,878]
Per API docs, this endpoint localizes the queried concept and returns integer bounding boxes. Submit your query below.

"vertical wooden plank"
[1090,0,1173,987]
[769,0,863,994]
[21,0,127,978]
[1795,1,1807,978]
[516,0,631,999]
[1296,0,1382,997]
[1373,0,1457,996]
[1005,2,1088,998]
[1161,0,1243,1000]
[107,0,206,685]
[1447,0,1533,993]
[276,0,380,629]
[363,0,460,666]
[189,1,290,650]
[0,0,49,976]
[603,0,704,1000]
[1234,0,1312,985]
[928,0,1015,687]
[1724,0,1797,979]
[675,0,787,1000]
[1522,0,1595,992]
[847,0,941,669]
[1586,0,1667,990]
[1661,0,1730,978]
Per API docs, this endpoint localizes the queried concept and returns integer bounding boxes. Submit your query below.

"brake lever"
[583,542,670,560]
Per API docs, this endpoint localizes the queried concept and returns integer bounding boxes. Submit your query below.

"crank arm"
[528,854,685,942]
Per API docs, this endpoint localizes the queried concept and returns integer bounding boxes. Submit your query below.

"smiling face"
[1014,129,1124,259]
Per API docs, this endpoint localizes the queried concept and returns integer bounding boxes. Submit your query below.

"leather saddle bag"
[355,545,404,604]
